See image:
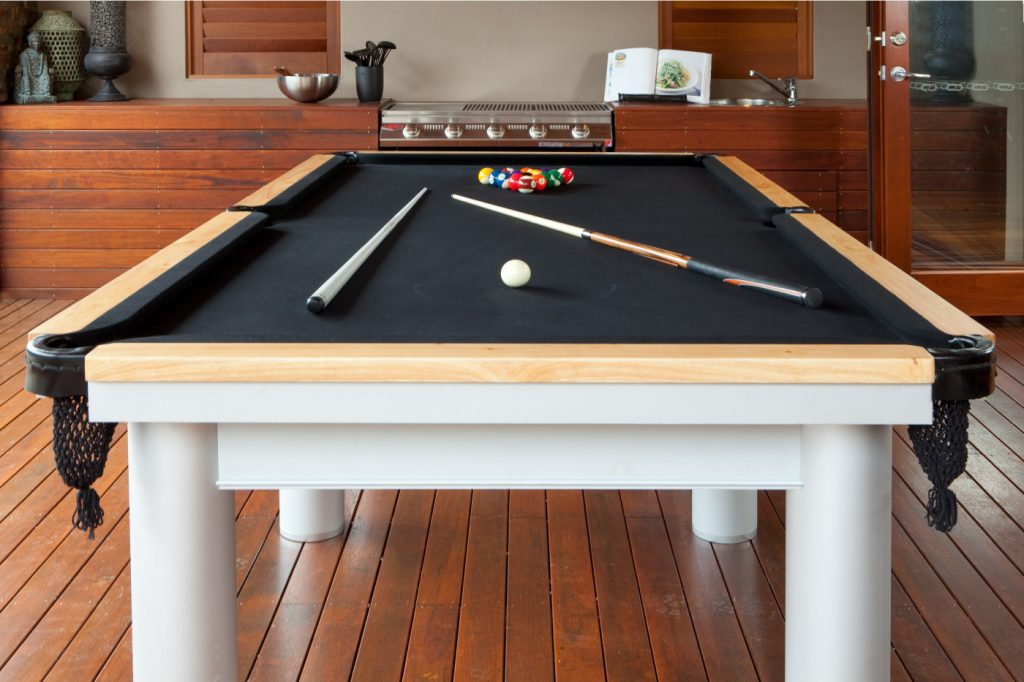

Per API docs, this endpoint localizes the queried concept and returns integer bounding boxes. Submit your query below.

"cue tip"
[306,296,326,314]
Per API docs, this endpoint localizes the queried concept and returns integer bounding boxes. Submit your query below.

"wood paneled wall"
[0,99,378,299]
[614,101,869,241]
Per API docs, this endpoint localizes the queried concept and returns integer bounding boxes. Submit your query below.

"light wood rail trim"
[85,342,934,384]
[792,213,993,340]
[716,156,808,208]
[29,211,250,338]
[234,154,337,207]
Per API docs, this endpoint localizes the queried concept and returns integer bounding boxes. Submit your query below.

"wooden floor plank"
[620,491,706,681]
[248,525,350,681]
[750,491,787,610]
[0,469,129,668]
[234,490,281,591]
[403,490,472,680]
[44,566,130,681]
[454,490,508,682]
[235,518,303,679]
[300,490,396,681]
[713,532,786,681]
[0,513,130,678]
[546,490,605,681]
[93,627,132,682]
[891,574,962,681]
[891,517,1012,680]
[891,469,1024,678]
[0,437,127,609]
[505,491,553,682]
[658,490,760,680]
[584,491,657,681]
[350,490,434,682]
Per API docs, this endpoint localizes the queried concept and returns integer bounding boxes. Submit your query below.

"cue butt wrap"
[685,258,823,308]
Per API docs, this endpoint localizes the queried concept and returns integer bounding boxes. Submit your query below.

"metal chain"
[910,79,1024,93]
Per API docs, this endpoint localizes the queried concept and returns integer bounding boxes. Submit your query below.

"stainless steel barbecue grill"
[379,102,613,149]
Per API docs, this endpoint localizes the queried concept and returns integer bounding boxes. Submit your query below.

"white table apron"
[93,381,929,682]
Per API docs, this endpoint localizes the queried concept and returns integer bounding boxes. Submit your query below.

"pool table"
[26,152,994,681]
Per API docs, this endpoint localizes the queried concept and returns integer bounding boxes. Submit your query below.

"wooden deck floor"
[0,299,1023,680]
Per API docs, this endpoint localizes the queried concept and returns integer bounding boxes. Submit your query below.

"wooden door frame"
[868,1,911,271]
[869,1,1024,315]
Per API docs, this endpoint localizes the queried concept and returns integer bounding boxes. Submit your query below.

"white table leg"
[128,423,238,682]
[278,489,347,541]
[786,424,891,682]
[692,489,758,543]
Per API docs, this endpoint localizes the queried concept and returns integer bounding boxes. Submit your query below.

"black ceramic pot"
[356,66,383,102]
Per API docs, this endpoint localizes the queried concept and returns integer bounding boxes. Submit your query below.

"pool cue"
[452,194,823,308]
[307,187,429,313]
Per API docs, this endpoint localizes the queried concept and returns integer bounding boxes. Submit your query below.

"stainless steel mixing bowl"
[276,73,340,103]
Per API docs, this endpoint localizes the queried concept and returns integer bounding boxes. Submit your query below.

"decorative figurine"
[14,32,57,104]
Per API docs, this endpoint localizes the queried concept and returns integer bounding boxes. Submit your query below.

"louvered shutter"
[659,1,813,79]
[186,1,340,77]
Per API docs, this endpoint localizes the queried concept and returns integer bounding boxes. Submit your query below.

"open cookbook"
[603,48,712,104]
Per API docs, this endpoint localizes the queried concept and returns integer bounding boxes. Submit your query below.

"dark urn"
[83,1,131,101]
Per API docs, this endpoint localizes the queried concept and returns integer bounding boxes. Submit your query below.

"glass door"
[870,1,1024,314]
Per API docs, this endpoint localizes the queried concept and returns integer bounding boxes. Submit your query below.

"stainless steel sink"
[706,98,793,107]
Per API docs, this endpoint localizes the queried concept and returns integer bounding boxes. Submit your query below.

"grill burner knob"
[444,124,464,139]
[571,124,591,139]
[402,124,421,139]
[528,124,547,140]
[486,125,505,140]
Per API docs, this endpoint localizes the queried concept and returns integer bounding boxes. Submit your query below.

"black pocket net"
[52,395,116,538]
[907,399,970,533]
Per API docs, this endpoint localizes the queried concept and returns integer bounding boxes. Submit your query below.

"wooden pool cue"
[307,187,429,313]
[451,193,823,308]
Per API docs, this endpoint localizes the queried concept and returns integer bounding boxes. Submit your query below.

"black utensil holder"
[356,66,383,102]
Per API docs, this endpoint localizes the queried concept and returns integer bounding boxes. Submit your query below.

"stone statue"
[14,32,57,104]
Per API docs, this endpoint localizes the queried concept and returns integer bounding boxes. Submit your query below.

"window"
[186,1,340,78]
[659,1,813,79]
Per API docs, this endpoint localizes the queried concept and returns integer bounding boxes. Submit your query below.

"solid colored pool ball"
[508,172,523,191]
[478,167,494,184]
[500,259,531,288]
[488,169,503,186]
[558,167,574,184]
[533,174,548,191]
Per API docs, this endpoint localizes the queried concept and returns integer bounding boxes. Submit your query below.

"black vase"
[84,47,132,101]
[84,1,132,101]
[356,66,383,102]
[923,1,975,103]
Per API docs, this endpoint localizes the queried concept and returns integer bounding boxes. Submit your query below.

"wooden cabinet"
[613,101,868,240]
[0,99,378,298]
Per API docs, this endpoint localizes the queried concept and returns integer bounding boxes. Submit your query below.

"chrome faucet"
[749,70,798,104]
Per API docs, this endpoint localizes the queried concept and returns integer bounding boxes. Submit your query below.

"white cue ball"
[500,259,531,288]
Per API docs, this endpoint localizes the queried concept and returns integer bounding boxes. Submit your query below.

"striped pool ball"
[558,167,574,184]
[517,175,537,194]
[478,167,494,184]
[546,169,562,187]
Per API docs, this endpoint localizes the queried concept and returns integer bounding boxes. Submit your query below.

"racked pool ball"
[478,167,494,184]
[516,175,537,194]
[558,167,574,184]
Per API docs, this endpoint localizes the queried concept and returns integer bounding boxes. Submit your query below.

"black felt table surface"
[136,156,905,346]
